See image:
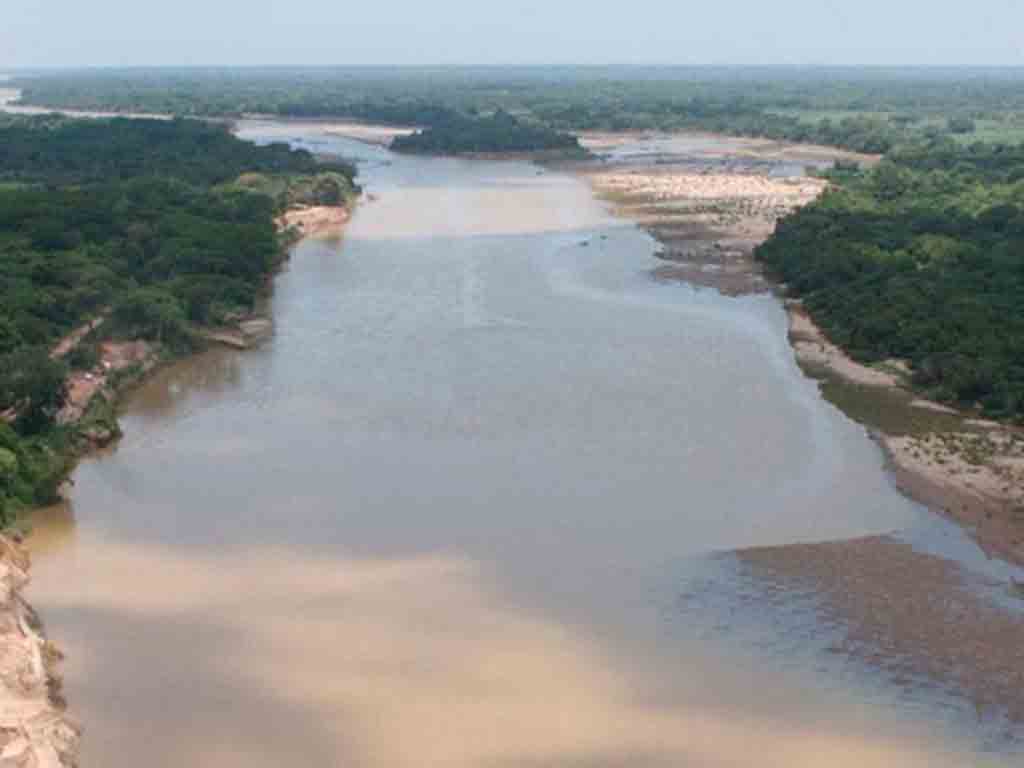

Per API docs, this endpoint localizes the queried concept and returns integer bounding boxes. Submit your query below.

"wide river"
[25,123,1020,766]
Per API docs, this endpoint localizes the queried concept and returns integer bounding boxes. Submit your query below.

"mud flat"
[0,537,79,767]
[322,122,416,147]
[733,534,1024,732]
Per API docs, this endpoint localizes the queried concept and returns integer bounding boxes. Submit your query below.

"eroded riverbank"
[0,536,79,767]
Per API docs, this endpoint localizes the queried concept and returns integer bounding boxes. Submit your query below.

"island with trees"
[391,110,582,155]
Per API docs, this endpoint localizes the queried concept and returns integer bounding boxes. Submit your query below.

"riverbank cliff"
[0,536,79,767]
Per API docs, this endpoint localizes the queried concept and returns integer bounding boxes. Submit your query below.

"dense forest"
[757,139,1024,421]
[0,115,357,523]
[391,110,581,154]
[11,67,1024,154]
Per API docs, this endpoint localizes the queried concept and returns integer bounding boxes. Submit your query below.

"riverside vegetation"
[391,110,581,155]
[0,115,357,525]
[757,141,1024,422]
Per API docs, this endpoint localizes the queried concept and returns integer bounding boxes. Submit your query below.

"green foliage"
[14,68,1024,155]
[757,144,1024,420]
[112,288,189,345]
[66,342,100,371]
[392,111,581,155]
[948,116,977,135]
[0,349,69,435]
[223,170,358,209]
[0,423,69,524]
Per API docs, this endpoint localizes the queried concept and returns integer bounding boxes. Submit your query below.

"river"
[23,121,1023,766]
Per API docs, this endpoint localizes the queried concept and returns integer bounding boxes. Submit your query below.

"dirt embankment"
[0,536,79,767]
[581,132,1024,567]
[275,205,351,239]
[57,338,156,437]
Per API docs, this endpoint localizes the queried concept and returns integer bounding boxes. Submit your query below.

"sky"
[1,0,1022,69]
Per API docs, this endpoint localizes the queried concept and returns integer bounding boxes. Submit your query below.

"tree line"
[391,110,581,155]
[757,138,1024,420]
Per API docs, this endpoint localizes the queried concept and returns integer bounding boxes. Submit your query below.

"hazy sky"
[2,0,1022,68]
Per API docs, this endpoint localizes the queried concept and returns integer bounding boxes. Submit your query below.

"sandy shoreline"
[0,537,79,766]
[576,140,830,296]
[275,204,351,239]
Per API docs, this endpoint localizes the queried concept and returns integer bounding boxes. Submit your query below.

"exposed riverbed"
[23,123,1024,766]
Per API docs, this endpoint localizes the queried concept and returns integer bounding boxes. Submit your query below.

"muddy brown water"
[24,124,1023,766]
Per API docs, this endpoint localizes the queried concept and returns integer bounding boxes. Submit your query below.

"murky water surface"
[26,124,1021,766]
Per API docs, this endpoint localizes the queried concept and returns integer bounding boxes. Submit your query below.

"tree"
[947,116,976,135]
[112,288,188,344]
[0,348,69,434]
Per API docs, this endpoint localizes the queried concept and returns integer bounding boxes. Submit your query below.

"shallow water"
[27,125,1021,766]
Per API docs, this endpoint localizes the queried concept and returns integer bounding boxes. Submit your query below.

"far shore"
[577,131,1024,567]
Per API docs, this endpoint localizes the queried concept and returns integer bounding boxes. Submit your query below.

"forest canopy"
[757,138,1024,420]
[391,110,581,154]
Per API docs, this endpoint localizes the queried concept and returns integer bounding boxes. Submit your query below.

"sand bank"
[583,159,826,295]
[0,537,79,767]
[275,204,351,239]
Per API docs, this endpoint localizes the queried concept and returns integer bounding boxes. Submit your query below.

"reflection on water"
[26,126,1021,765]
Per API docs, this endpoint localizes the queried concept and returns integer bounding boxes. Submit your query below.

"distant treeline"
[0,116,357,523]
[757,139,1024,420]
[13,68,1024,154]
